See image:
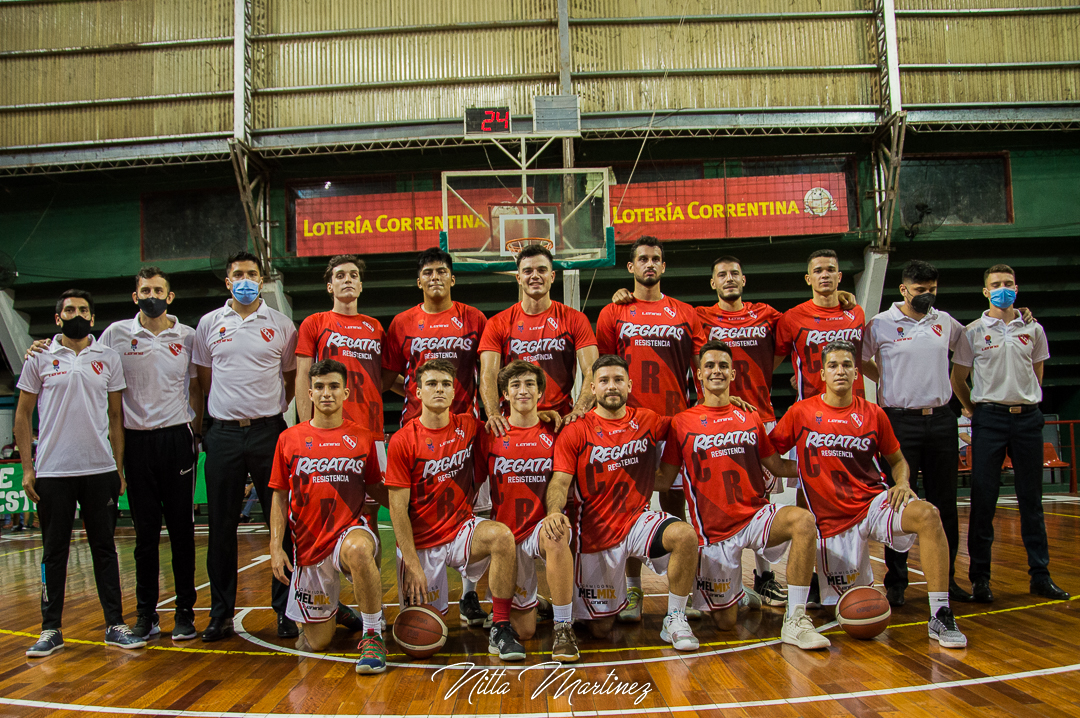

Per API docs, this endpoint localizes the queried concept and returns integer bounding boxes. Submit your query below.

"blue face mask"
[989,286,1017,309]
[231,278,260,305]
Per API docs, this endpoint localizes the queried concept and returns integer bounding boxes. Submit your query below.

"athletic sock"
[786,586,810,619]
[928,591,949,618]
[755,554,771,575]
[492,596,513,625]
[667,592,688,615]
[462,577,478,596]
[553,603,573,624]
[626,576,642,592]
[361,611,382,633]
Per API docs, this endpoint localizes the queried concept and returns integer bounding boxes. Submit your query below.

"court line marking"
[1,662,1078,717]
[157,555,270,607]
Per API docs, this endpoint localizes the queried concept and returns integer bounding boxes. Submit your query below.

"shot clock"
[464,106,512,135]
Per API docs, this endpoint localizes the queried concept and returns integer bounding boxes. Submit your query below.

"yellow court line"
[823,594,1079,635]
[998,506,1079,519]
[0,546,41,559]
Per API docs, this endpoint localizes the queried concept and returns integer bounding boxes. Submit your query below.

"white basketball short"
[817,491,918,606]
[693,504,789,611]
[474,477,492,514]
[286,521,379,624]
[512,522,545,611]
[395,516,492,615]
[572,510,675,621]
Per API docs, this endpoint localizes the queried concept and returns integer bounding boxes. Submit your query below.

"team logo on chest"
[1018,334,1031,345]
[362,321,374,332]
[629,308,636,317]
[219,326,227,337]
[700,414,708,427]
[629,419,639,430]
[517,320,525,333]
[502,436,510,449]
[305,436,313,449]
[425,438,435,452]
[814,411,823,425]
[896,327,904,338]
[451,316,463,330]
[455,427,466,439]
[91,361,104,375]
[52,359,60,370]
[547,317,558,330]
[664,307,676,319]
[169,343,183,356]
[932,324,943,337]
[985,334,993,346]
[130,339,138,350]
[418,318,425,331]
[539,433,553,448]
[734,409,745,422]
[850,412,863,428]
[342,435,356,450]
[261,328,275,342]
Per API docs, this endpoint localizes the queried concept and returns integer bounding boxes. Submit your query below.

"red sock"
[492,596,512,625]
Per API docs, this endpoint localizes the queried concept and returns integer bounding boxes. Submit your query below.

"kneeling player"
[479,360,578,661]
[546,355,701,650]
[386,359,526,661]
[770,340,968,649]
[269,360,388,674]
[659,341,828,649]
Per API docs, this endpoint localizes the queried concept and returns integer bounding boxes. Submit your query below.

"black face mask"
[138,296,169,319]
[60,315,92,340]
[910,292,935,315]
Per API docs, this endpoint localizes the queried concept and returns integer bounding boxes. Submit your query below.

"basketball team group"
[14,236,1068,674]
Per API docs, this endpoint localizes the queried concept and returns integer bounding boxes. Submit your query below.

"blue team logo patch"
[629,307,636,317]
[305,437,313,449]
[502,437,510,449]
[815,411,823,425]
[700,414,708,427]
[984,334,992,346]
[896,327,904,337]
[130,339,138,350]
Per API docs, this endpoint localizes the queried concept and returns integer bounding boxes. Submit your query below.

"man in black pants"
[194,252,298,641]
[862,260,974,606]
[951,263,1070,603]
[15,289,146,656]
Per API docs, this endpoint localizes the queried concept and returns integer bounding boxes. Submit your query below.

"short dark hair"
[135,266,170,292]
[807,248,837,267]
[711,256,742,274]
[699,340,733,362]
[416,358,457,383]
[309,359,348,383]
[629,235,664,262]
[592,354,629,375]
[984,263,1015,283]
[497,359,547,396]
[821,340,857,364]
[901,260,938,284]
[55,288,94,316]
[417,247,453,276]
[515,244,554,269]
[323,254,366,284]
[226,251,262,276]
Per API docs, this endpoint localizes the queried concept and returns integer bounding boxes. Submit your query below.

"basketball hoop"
[503,237,555,255]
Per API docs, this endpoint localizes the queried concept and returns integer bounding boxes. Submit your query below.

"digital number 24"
[482,110,509,131]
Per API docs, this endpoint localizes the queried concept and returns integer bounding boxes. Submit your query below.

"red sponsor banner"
[609,173,850,242]
[295,189,512,257]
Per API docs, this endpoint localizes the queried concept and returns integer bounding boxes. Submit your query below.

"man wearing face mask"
[863,260,974,607]
[951,264,1069,603]
[15,289,146,656]
[194,252,299,641]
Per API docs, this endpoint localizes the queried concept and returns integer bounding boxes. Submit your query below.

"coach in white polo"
[15,289,145,657]
[863,260,974,608]
[194,251,298,642]
[951,262,1069,604]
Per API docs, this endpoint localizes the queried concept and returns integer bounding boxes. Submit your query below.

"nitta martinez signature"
[431,661,653,706]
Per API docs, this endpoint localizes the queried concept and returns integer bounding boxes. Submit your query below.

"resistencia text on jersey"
[422,445,474,480]
[294,455,367,484]
[492,455,553,484]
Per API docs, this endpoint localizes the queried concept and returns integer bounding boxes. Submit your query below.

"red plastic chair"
[1043,443,1069,484]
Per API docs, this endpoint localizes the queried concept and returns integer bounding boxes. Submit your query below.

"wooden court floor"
[0,495,1078,718]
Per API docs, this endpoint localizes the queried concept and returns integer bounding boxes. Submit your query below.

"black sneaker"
[132,613,160,639]
[336,603,364,632]
[26,629,64,657]
[886,585,906,608]
[105,624,147,649]
[459,591,488,627]
[172,609,197,641]
[488,621,526,661]
[277,613,299,638]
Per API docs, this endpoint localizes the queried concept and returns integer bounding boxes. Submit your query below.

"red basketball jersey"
[769,395,899,538]
[383,302,487,425]
[384,413,484,549]
[774,300,866,400]
[696,302,783,422]
[596,296,705,417]
[663,403,775,544]
[296,311,386,434]
[268,420,382,566]
[553,407,669,553]
[479,301,597,416]
[478,422,556,543]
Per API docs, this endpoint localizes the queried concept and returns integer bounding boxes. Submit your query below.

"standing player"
[659,341,829,649]
[546,355,701,649]
[597,237,705,621]
[478,360,578,662]
[479,245,598,433]
[385,359,526,661]
[770,340,968,649]
[383,248,490,624]
[269,360,388,674]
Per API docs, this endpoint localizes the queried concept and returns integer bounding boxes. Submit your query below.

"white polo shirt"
[99,314,197,431]
[863,302,972,409]
[15,335,126,477]
[193,299,298,421]
[954,311,1050,405]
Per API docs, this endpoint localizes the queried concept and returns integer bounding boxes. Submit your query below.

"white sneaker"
[781,605,831,650]
[739,588,762,611]
[660,610,699,651]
